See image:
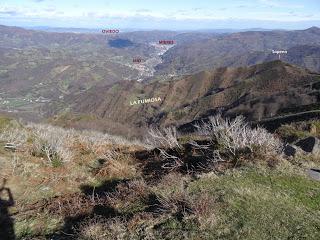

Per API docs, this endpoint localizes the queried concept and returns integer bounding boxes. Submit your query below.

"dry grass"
[2,117,317,239]
[0,123,145,166]
[190,192,217,230]
[0,122,146,227]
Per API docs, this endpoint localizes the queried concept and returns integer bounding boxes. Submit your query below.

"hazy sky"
[0,0,319,29]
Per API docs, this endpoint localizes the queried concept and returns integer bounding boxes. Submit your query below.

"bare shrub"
[146,126,183,170]
[146,126,181,149]
[28,123,74,164]
[188,139,225,167]
[76,130,112,156]
[0,126,30,148]
[195,114,283,157]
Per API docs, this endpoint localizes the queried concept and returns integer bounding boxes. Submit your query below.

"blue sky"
[0,0,319,30]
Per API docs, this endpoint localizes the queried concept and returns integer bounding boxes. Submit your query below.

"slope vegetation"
[50,61,320,137]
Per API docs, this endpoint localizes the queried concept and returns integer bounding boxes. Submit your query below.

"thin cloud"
[237,5,249,8]
[0,6,22,16]
[0,10,19,16]
[135,9,152,13]
[1,0,318,28]
[259,0,281,8]
[44,7,56,12]
[192,8,203,11]
[259,0,305,9]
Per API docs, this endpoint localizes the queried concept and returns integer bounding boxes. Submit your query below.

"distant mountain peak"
[308,26,320,30]
[305,26,320,34]
[254,60,290,69]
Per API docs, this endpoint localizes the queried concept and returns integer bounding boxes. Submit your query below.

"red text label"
[159,40,175,45]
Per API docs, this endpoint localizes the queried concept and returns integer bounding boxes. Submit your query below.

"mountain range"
[47,60,320,137]
[156,27,320,76]
[0,25,320,137]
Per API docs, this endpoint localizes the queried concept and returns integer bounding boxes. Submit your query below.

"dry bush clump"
[28,123,75,164]
[75,130,144,157]
[0,126,30,149]
[1,122,145,167]
[151,173,217,230]
[76,217,127,240]
[77,130,113,156]
[45,192,94,217]
[195,114,283,160]
[153,173,192,215]
[146,126,181,149]
[145,115,283,171]
[190,192,217,230]
[0,123,76,165]
[106,179,149,212]
[146,126,184,170]
[156,188,191,215]
[94,150,140,180]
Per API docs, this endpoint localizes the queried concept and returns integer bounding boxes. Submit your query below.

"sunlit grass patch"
[188,168,320,239]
